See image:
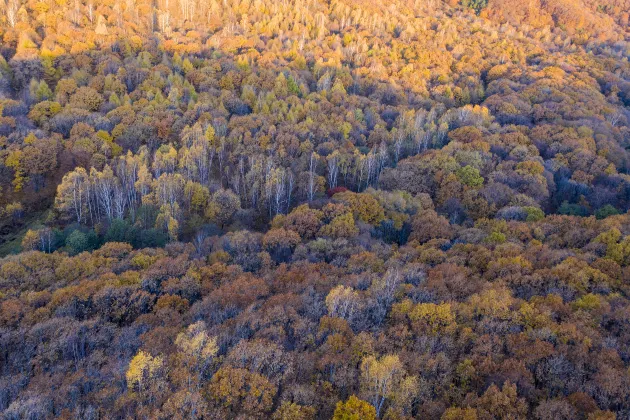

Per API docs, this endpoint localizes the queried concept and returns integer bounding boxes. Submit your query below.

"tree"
[4,202,24,224]
[65,230,88,255]
[595,205,619,220]
[69,87,104,111]
[207,367,277,417]
[360,355,408,417]
[334,192,385,225]
[175,321,218,390]
[272,402,316,420]
[21,229,40,251]
[333,396,377,420]
[28,101,62,126]
[284,205,323,239]
[461,0,488,14]
[318,213,359,239]
[21,140,58,191]
[456,165,484,188]
[408,302,456,335]
[409,210,453,243]
[308,152,319,201]
[126,350,166,402]
[4,2,630,418]
[161,390,208,420]
[263,228,301,262]
[475,381,527,420]
[5,150,25,192]
[326,285,360,321]
[534,399,577,420]
[22,226,54,253]
[206,189,241,228]
[55,168,89,224]
[442,407,478,420]
[30,80,52,102]
[55,78,78,105]
[168,217,180,241]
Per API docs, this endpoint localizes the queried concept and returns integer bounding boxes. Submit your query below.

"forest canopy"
[0,0,630,418]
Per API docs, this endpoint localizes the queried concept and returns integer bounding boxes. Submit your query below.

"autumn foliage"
[0,0,629,418]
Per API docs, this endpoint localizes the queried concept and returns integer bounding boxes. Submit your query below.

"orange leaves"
[207,366,277,417]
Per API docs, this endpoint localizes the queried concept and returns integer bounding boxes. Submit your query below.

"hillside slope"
[0,0,630,418]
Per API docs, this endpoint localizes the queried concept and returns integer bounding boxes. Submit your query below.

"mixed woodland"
[0,0,630,418]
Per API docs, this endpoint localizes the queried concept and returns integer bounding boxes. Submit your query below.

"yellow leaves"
[367,188,423,230]
[273,401,316,420]
[409,302,456,334]
[333,191,385,225]
[23,133,37,145]
[361,354,403,390]
[116,270,141,286]
[325,285,360,320]
[5,149,22,169]
[554,322,593,349]
[175,321,218,370]
[595,228,622,246]
[5,149,25,192]
[331,78,347,95]
[184,181,210,214]
[517,301,550,329]
[476,380,527,420]
[333,395,376,420]
[359,353,414,416]
[572,293,603,312]
[167,217,179,241]
[274,73,289,98]
[33,1,49,13]
[485,231,506,245]
[542,66,566,80]
[487,255,533,277]
[96,130,122,157]
[318,212,359,239]
[204,125,216,145]
[594,229,630,266]
[497,101,519,116]
[587,410,617,420]
[393,298,456,335]
[340,122,352,139]
[325,332,349,353]
[442,407,478,420]
[126,350,164,393]
[70,42,92,55]
[348,251,385,274]
[609,237,630,266]
[552,257,610,292]
[467,288,514,321]
[181,58,194,74]
[21,229,40,251]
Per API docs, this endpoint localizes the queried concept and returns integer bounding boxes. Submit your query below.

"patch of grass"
[0,211,48,257]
